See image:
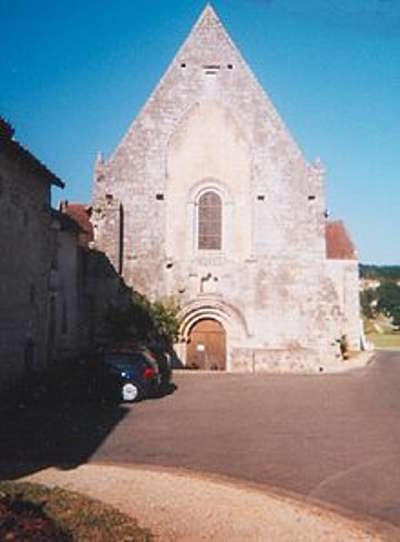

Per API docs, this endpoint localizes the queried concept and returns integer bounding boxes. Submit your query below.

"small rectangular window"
[203,65,220,76]
[156,193,164,201]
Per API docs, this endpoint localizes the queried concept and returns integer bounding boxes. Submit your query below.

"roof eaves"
[0,116,65,189]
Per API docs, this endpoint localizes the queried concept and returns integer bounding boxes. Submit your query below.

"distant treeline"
[360,265,400,281]
[360,265,400,326]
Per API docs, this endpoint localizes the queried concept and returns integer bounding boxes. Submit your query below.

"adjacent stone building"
[47,206,83,362]
[59,201,134,352]
[0,118,127,388]
[91,5,360,372]
[0,118,64,387]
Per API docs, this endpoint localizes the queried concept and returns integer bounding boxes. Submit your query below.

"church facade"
[92,5,360,372]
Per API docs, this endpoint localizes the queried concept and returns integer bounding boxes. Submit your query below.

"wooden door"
[187,319,226,370]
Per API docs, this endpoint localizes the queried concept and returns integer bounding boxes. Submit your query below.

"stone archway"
[177,297,250,372]
[187,319,226,370]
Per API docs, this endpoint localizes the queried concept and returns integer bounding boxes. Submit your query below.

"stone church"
[92,5,360,372]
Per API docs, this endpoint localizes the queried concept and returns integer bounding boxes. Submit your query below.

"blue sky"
[1,0,399,264]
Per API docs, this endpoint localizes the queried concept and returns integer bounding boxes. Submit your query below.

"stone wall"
[92,6,326,283]
[232,347,325,374]
[81,249,133,348]
[48,217,81,362]
[0,145,54,387]
[91,6,360,371]
[91,194,122,276]
[326,259,361,351]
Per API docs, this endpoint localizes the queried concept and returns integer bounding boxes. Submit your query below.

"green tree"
[150,298,181,345]
[376,282,400,326]
[360,289,377,319]
[359,264,400,281]
[105,294,180,347]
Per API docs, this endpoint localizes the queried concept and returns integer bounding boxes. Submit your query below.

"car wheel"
[121,382,140,402]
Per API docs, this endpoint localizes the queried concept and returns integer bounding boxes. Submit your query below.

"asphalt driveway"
[89,351,400,530]
[1,351,399,533]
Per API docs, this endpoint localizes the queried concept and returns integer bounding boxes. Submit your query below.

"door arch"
[187,319,226,370]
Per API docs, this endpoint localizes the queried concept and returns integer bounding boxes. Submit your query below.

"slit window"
[203,64,220,76]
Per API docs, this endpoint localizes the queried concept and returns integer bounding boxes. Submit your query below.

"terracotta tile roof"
[0,116,65,188]
[51,208,81,233]
[326,220,357,260]
[59,201,94,248]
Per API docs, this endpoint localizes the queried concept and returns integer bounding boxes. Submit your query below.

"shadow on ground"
[0,398,128,481]
[0,366,177,481]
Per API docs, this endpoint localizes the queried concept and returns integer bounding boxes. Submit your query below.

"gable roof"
[110,3,303,164]
[0,116,65,188]
[326,220,357,260]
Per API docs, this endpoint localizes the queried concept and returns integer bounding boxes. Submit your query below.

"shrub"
[105,294,180,349]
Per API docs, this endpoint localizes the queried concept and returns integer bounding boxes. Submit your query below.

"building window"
[198,191,222,250]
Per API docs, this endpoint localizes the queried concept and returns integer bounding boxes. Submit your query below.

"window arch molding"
[186,178,233,256]
[188,178,233,206]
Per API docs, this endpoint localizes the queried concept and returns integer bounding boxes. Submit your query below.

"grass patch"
[0,481,153,542]
[367,332,400,350]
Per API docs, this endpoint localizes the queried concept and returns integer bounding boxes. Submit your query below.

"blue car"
[93,349,160,402]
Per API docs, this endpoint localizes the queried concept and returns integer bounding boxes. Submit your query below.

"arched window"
[198,191,222,250]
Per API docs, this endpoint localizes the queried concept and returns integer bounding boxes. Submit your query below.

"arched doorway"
[187,319,226,370]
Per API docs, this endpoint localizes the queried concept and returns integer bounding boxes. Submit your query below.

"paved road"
[90,351,400,531]
[2,351,399,532]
